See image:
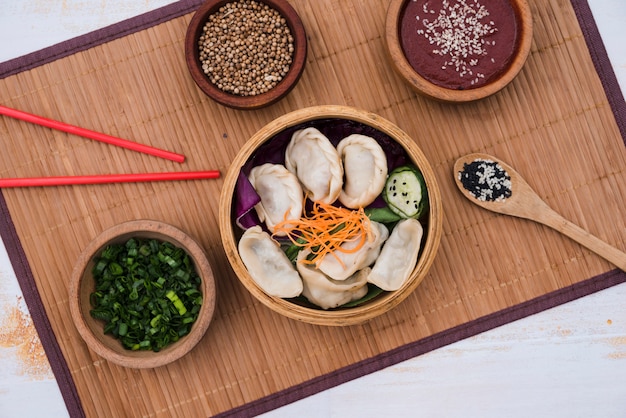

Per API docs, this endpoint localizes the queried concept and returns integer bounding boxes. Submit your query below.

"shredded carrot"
[273,200,373,267]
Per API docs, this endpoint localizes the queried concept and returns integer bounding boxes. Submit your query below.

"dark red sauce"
[400,0,519,90]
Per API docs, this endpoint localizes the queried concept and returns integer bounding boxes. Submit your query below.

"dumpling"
[336,134,388,209]
[368,218,424,291]
[285,127,343,204]
[297,250,369,309]
[238,226,303,298]
[317,221,389,281]
[248,163,303,236]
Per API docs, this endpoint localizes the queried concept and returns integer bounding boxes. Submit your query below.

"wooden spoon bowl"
[454,153,626,271]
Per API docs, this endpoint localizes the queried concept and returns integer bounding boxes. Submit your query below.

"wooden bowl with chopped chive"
[385,0,532,102]
[184,0,307,110]
[69,220,216,368]
[219,105,443,326]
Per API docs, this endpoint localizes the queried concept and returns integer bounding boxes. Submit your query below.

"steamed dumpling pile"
[368,218,423,291]
[238,226,303,298]
[285,127,343,204]
[248,163,303,236]
[316,221,389,281]
[336,134,388,209]
[297,253,371,310]
[238,127,426,309]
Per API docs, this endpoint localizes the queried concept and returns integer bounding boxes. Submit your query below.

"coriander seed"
[198,0,295,97]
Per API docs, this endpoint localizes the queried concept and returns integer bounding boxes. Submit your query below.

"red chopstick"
[0,104,185,163]
[0,171,220,188]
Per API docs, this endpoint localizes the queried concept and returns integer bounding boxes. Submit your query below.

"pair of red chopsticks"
[0,104,220,187]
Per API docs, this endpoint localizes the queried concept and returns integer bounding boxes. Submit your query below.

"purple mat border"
[571,0,626,143]
[0,195,86,418]
[0,0,624,417]
[218,269,626,418]
[0,0,203,80]
[0,2,203,418]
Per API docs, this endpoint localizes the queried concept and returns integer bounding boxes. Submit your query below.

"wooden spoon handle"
[538,208,626,271]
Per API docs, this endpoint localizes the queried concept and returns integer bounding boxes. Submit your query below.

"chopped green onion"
[165,290,188,316]
[89,237,203,352]
[108,262,124,276]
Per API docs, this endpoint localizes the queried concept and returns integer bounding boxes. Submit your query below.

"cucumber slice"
[382,165,428,219]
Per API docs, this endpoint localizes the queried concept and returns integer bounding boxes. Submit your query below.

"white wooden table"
[0,1,624,417]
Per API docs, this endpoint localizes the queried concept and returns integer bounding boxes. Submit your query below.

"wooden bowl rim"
[219,105,443,326]
[385,0,533,103]
[69,220,217,368]
[184,0,308,110]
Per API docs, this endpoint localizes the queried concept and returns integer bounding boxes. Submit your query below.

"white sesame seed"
[415,0,498,85]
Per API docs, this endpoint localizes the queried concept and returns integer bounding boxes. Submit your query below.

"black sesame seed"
[458,159,512,202]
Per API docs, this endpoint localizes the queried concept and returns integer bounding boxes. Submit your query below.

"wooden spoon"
[453,153,626,271]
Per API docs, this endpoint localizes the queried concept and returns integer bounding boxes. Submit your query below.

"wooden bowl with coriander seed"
[184,0,308,110]
[69,220,217,368]
[385,0,533,102]
[218,105,443,326]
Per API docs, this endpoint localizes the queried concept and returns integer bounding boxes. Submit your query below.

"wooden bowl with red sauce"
[385,0,533,102]
[185,0,307,110]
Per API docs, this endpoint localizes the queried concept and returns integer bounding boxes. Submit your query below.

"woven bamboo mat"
[1,0,625,416]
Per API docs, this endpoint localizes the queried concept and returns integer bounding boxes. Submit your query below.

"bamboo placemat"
[1,0,625,416]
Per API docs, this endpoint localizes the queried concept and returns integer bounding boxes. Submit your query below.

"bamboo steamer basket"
[219,105,442,326]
